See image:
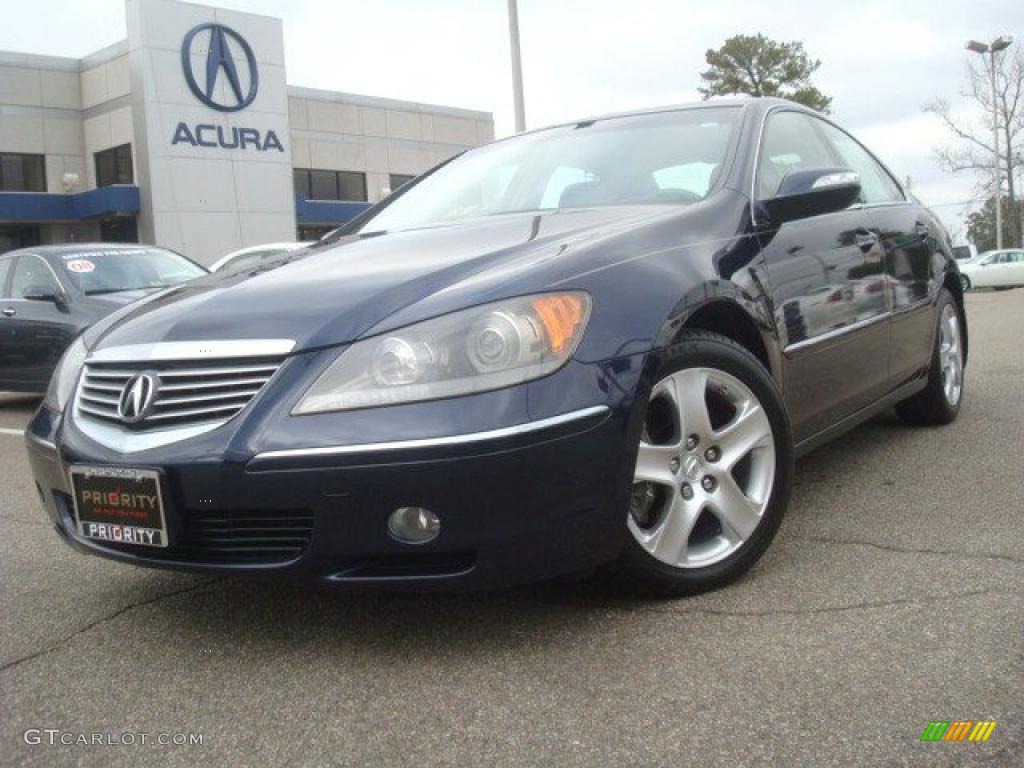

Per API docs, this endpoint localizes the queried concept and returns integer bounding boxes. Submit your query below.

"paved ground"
[1,290,1021,768]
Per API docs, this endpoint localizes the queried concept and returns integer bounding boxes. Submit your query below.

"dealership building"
[0,0,494,264]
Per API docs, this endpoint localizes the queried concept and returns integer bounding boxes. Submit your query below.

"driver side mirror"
[757,167,862,225]
[23,285,67,305]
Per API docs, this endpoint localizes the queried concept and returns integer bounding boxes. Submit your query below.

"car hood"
[88,206,676,353]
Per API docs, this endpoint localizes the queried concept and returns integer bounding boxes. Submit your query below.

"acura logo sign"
[181,23,258,112]
[118,373,159,424]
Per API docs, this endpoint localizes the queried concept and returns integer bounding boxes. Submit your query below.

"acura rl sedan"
[25,99,967,594]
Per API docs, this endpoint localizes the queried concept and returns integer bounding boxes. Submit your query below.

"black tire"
[960,274,971,292]
[616,330,794,596]
[895,289,964,426]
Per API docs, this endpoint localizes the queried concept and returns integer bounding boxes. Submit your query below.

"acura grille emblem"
[118,373,159,424]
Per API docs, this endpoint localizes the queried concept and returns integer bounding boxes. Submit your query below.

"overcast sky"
[2,0,1022,240]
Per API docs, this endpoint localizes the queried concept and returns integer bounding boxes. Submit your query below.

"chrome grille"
[77,357,284,429]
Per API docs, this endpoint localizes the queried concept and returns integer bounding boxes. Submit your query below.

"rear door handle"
[1,307,15,318]
[915,221,930,240]
[854,228,878,253]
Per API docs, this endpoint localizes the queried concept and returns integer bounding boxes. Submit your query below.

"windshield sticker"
[62,250,148,259]
[66,259,96,273]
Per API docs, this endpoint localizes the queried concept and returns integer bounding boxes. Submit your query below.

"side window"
[756,111,836,199]
[0,258,11,297]
[817,121,903,205]
[11,255,60,298]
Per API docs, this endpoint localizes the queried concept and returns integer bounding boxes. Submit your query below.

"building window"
[293,169,311,199]
[0,153,46,192]
[95,144,133,188]
[293,169,368,202]
[389,174,415,192]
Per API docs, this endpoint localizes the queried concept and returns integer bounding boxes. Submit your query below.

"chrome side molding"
[784,313,889,355]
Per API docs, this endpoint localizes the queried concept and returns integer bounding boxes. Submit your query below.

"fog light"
[388,507,440,544]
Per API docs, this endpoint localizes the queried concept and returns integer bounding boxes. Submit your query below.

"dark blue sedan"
[25,99,966,594]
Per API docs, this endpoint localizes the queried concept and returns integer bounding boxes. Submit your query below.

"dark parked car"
[1,244,206,393]
[25,99,966,595]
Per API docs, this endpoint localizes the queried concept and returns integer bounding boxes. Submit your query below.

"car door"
[989,252,1013,286]
[993,251,1024,286]
[1009,251,1024,286]
[755,109,890,443]
[8,253,79,388]
[813,120,932,391]
[971,253,999,287]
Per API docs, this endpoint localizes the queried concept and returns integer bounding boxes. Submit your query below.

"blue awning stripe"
[294,194,371,225]
[0,185,140,222]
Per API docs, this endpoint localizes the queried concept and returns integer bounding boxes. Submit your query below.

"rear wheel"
[896,290,964,425]
[618,331,793,596]
[960,274,971,292]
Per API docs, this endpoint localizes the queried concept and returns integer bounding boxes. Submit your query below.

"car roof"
[210,242,311,270]
[506,96,808,140]
[222,242,309,257]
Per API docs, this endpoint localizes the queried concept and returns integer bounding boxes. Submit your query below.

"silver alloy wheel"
[628,367,776,569]
[939,303,963,406]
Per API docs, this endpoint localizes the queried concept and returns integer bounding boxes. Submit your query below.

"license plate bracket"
[69,466,169,548]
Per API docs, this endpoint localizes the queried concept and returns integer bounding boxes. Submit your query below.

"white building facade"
[0,0,494,264]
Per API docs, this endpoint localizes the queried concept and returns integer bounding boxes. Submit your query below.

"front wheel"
[960,274,971,292]
[617,330,793,596]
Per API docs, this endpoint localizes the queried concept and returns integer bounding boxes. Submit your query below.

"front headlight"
[43,335,88,413]
[294,292,591,414]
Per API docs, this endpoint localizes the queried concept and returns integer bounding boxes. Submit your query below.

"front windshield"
[355,107,739,234]
[57,248,206,294]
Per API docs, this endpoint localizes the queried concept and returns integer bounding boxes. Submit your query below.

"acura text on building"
[172,123,284,152]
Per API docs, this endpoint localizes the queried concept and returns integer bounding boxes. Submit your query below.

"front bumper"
[26,356,648,591]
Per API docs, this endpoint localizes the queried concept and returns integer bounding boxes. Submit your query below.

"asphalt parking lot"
[1,290,1021,768]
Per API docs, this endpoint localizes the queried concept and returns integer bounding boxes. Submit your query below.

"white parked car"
[210,242,312,272]
[959,249,1024,291]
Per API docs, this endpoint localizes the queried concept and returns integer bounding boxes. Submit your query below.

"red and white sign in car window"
[65,259,96,273]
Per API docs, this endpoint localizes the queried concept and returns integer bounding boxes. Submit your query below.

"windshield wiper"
[85,285,167,295]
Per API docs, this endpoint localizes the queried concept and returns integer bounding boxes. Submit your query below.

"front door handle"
[1,307,15,318]
[915,221,930,240]
[854,229,878,253]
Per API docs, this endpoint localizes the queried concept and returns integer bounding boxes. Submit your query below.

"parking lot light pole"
[507,0,527,133]
[966,35,1014,250]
